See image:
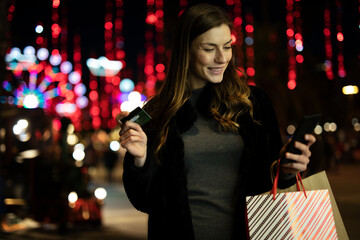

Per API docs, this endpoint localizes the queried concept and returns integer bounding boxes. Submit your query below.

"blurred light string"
[56,0,86,131]
[102,0,114,129]
[89,64,101,130]
[59,1,68,63]
[71,34,84,131]
[154,0,166,84]
[143,0,164,97]
[324,5,334,80]
[227,0,244,72]
[336,0,346,78]
[226,1,255,85]
[285,0,303,90]
[244,12,255,85]
[112,0,125,125]
[286,0,296,90]
[227,0,254,85]
[51,0,61,49]
[7,0,16,22]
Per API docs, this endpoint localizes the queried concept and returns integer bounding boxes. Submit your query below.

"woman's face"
[189,23,232,89]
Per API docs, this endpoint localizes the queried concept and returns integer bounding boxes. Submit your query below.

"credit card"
[120,107,151,126]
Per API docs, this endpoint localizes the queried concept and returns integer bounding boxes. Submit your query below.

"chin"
[208,76,224,84]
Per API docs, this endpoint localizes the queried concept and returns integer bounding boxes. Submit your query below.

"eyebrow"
[201,39,233,46]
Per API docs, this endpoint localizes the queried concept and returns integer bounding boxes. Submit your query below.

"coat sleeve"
[122,139,157,214]
[247,86,296,193]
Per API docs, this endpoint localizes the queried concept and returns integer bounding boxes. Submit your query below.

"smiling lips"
[208,67,224,74]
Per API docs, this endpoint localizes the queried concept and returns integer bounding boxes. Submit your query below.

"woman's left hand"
[280,134,316,175]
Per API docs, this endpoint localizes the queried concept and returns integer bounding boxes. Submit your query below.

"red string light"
[143,0,164,97]
[227,0,245,74]
[7,1,16,23]
[51,0,61,49]
[324,6,334,80]
[71,34,83,131]
[110,0,125,128]
[244,12,255,85]
[285,0,303,90]
[154,0,165,83]
[336,0,346,78]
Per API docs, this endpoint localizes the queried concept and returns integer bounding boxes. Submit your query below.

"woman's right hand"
[116,112,148,167]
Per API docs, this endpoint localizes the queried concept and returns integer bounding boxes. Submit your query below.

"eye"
[223,45,232,50]
[204,48,214,52]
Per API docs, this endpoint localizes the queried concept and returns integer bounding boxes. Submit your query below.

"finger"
[120,135,145,149]
[285,152,310,165]
[120,128,143,142]
[304,134,316,146]
[293,141,312,158]
[281,156,309,172]
[120,120,143,135]
[116,112,130,125]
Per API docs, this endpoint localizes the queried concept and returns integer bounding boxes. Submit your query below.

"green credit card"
[121,107,152,126]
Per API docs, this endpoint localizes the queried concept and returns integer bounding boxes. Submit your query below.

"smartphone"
[282,114,321,163]
[120,107,152,126]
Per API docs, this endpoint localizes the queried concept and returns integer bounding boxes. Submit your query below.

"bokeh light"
[120,78,135,93]
[94,188,107,200]
[73,148,85,161]
[37,48,49,60]
[35,24,43,33]
[110,141,120,151]
[68,192,78,203]
[69,71,81,84]
[60,61,73,74]
[23,94,40,109]
[49,52,62,66]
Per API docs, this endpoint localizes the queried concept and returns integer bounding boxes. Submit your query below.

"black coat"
[123,86,296,240]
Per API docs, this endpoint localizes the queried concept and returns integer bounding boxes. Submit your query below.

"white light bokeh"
[17,119,29,129]
[68,191,78,203]
[110,141,120,151]
[67,134,78,145]
[24,46,36,56]
[68,71,81,85]
[74,143,85,151]
[23,94,40,109]
[35,25,44,33]
[72,149,85,161]
[49,53,62,66]
[37,48,49,61]
[120,78,135,92]
[314,124,323,135]
[94,187,107,200]
[60,61,73,74]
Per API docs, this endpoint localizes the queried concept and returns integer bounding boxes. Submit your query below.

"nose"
[215,49,227,63]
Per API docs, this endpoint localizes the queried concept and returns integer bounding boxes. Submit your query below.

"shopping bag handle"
[270,158,307,200]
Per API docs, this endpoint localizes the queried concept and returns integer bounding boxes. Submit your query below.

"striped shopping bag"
[245,160,339,240]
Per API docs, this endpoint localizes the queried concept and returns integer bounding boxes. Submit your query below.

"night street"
[1,162,359,240]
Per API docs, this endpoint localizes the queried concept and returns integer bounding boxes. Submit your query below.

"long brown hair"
[144,3,253,157]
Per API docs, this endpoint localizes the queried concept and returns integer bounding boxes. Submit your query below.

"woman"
[117,3,315,240]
